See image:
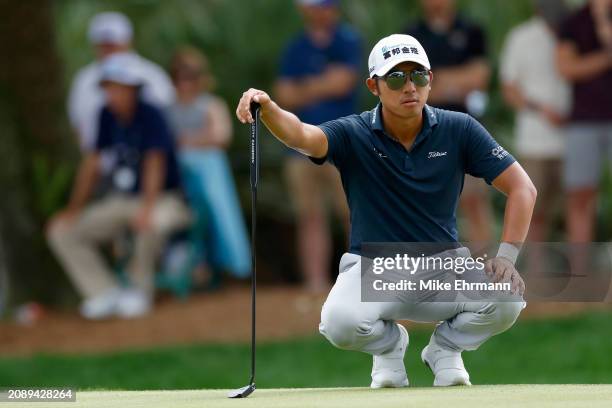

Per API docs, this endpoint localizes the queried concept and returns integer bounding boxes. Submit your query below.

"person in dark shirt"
[274,0,361,293]
[405,0,490,114]
[557,0,612,244]
[47,53,191,320]
[237,33,534,388]
[405,0,495,245]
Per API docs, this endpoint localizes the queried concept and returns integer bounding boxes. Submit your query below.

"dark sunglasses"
[380,69,430,90]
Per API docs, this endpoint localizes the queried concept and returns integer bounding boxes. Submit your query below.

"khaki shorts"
[284,156,348,220]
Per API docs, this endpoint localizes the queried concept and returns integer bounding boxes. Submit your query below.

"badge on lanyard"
[113,166,137,191]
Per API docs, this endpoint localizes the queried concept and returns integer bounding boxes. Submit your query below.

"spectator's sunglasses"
[379,68,430,90]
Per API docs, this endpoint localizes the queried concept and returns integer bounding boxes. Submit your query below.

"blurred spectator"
[557,0,612,243]
[274,0,359,293]
[500,0,570,241]
[405,0,494,242]
[47,53,191,320]
[166,46,251,284]
[68,11,175,153]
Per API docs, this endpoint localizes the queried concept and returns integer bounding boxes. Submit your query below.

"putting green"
[32,385,612,408]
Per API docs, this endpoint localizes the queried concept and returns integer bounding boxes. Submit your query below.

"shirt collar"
[423,104,438,128]
[370,103,385,133]
[370,103,439,136]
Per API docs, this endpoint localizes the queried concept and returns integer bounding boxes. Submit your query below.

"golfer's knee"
[489,301,524,332]
[319,305,369,350]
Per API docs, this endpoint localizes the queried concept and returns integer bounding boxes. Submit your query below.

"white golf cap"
[88,12,133,45]
[99,53,144,87]
[368,34,430,78]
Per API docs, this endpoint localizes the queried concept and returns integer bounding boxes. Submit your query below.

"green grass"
[1,312,611,390]
[31,386,612,408]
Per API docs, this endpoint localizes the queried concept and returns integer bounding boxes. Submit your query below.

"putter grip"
[249,101,261,119]
[249,102,260,190]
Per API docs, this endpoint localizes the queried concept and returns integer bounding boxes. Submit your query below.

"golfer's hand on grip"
[237,88,271,124]
[235,87,328,159]
[485,257,525,296]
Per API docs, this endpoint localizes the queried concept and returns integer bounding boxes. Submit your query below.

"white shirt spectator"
[500,16,570,159]
[67,51,175,151]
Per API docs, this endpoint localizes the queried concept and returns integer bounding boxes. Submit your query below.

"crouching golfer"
[236,34,535,388]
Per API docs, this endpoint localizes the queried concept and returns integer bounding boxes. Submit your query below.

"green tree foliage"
[53,0,536,213]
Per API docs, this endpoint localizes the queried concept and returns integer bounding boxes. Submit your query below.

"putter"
[228,102,260,399]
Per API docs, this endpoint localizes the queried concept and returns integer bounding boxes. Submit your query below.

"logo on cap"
[382,44,420,60]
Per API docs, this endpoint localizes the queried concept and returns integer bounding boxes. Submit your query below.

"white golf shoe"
[421,340,471,386]
[370,324,409,388]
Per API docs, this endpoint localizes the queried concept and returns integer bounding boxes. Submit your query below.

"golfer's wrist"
[497,242,520,265]
[259,100,279,117]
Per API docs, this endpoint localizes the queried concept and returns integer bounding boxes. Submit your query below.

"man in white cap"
[236,34,535,387]
[67,11,174,152]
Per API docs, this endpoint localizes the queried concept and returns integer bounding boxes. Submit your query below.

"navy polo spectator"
[273,0,362,293]
[277,17,361,123]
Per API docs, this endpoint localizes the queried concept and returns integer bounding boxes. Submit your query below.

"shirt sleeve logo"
[492,146,509,160]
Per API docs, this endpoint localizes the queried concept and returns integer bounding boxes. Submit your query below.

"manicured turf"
[33,385,612,408]
[1,312,612,390]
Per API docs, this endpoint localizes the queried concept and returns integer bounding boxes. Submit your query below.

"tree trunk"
[0,0,76,306]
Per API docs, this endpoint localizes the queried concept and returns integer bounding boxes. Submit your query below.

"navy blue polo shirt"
[278,23,362,125]
[311,104,514,254]
[96,100,181,194]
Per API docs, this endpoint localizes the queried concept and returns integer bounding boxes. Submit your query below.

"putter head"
[227,383,255,398]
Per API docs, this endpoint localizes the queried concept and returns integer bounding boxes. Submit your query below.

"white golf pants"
[319,252,525,355]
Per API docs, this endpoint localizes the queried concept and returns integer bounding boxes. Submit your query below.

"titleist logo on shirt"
[428,151,447,158]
